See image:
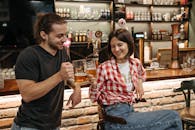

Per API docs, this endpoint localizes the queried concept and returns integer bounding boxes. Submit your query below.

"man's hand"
[59,62,74,81]
[66,85,81,108]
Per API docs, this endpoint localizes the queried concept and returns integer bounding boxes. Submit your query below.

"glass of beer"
[72,59,87,83]
[86,58,97,77]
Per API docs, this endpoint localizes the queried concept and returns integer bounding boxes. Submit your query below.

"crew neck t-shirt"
[14,45,70,130]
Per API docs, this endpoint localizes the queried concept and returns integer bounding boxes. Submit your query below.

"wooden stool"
[174,80,195,130]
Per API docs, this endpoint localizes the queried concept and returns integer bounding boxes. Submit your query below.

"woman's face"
[110,37,129,63]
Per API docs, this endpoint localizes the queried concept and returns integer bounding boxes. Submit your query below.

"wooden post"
[139,38,144,65]
[170,24,180,69]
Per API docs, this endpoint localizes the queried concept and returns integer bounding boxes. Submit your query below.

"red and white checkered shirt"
[89,57,146,105]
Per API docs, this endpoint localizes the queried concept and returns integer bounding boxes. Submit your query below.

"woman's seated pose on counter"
[88,28,182,130]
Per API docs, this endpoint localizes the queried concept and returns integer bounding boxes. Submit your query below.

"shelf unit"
[54,0,114,62]
[0,0,192,64]
[54,0,192,64]
[113,1,192,65]
[55,0,114,43]
[114,2,191,40]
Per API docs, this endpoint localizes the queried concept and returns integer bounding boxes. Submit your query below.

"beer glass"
[72,59,87,82]
[86,58,97,77]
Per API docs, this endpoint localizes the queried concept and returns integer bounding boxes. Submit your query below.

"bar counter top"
[146,68,195,81]
[1,68,195,95]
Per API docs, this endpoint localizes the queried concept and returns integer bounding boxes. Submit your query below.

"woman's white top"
[117,61,134,92]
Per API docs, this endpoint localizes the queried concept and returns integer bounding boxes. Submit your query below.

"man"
[11,13,81,130]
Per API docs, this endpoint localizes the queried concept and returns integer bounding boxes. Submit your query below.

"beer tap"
[93,31,102,57]
[87,30,102,67]
[63,38,76,88]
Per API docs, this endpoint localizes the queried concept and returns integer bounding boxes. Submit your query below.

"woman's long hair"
[107,28,134,59]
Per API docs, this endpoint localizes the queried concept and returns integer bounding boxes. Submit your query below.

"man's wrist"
[57,72,64,82]
[66,79,79,89]
[73,84,81,91]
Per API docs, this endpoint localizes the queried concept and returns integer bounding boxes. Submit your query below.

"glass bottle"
[66,8,71,19]
[144,42,152,64]
[82,31,87,42]
[68,28,73,42]
[126,7,131,20]
[79,31,83,42]
[75,31,79,42]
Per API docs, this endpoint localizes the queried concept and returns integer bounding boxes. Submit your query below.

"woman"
[89,29,182,130]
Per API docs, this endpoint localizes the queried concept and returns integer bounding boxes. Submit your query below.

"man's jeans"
[11,122,60,130]
[104,103,182,130]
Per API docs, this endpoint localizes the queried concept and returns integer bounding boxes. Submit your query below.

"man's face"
[46,23,67,50]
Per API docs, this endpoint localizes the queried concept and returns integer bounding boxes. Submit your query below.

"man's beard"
[48,41,58,50]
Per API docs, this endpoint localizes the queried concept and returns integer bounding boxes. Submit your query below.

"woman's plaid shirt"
[89,57,146,105]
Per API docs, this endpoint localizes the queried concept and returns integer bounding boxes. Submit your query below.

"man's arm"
[17,62,74,103]
[66,82,81,108]
[17,72,63,103]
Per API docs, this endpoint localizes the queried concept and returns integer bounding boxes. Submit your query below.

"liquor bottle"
[79,31,83,42]
[82,31,87,42]
[75,31,79,42]
[68,28,73,42]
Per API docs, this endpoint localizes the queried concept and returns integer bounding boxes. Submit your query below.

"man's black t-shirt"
[14,45,70,130]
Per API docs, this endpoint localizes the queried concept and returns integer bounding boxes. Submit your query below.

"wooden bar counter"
[146,68,195,81]
[0,79,19,95]
[1,68,195,96]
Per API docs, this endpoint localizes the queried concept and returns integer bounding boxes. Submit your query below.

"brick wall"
[0,77,195,130]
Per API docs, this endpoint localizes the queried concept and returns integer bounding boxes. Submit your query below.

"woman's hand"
[87,74,97,88]
[135,85,144,99]
[135,79,144,100]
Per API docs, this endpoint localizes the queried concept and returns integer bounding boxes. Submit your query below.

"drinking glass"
[71,8,78,19]
[181,54,192,73]
[72,59,87,82]
[86,58,97,77]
